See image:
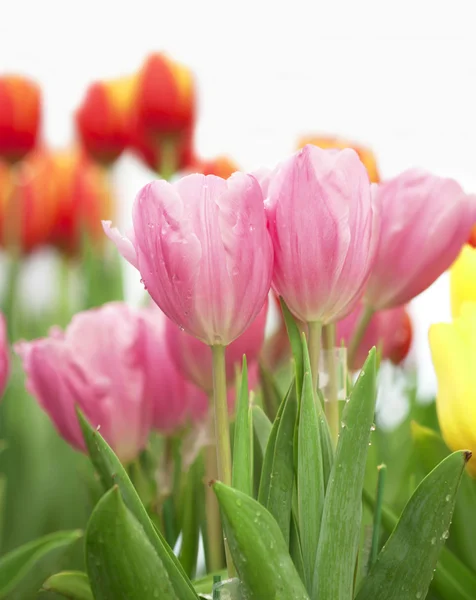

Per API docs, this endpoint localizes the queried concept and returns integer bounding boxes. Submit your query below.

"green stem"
[307,321,322,396]
[368,464,387,571]
[156,136,177,180]
[323,323,339,445]
[204,443,224,572]
[347,305,374,370]
[211,344,235,577]
[2,165,22,341]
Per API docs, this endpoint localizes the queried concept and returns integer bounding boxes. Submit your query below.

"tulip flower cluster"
[2,130,476,600]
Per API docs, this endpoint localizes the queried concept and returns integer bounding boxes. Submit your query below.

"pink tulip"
[364,169,476,310]
[139,306,208,430]
[0,313,9,398]
[103,172,273,346]
[337,304,413,370]
[15,303,207,463]
[264,145,379,324]
[166,298,268,394]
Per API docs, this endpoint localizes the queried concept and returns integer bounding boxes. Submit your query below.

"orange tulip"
[0,76,41,163]
[0,150,113,253]
[193,156,240,179]
[130,53,196,174]
[297,135,380,183]
[75,76,136,165]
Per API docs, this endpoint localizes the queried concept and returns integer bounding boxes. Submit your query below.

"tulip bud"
[75,77,136,164]
[429,303,476,477]
[0,149,114,253]
[103,172,273,346]
[0,313,9,398]
[193,156,239,179]
[130,53,196,174]
[0,75,41,163]
[265,145,379,325]
[165,298,268,393]
[450,245,476,319]
[297,135,380,183]
[336,304,412,370]
[15,303,153,463]
[139,306,208,431]
[365,169,476,310]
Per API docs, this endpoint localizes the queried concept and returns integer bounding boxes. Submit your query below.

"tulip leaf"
[86,486,179,599]
[258,380,297,545]
[412,421,476,572]
[0,530,82,598]
[279,297,305,397]
[297,339,325,593]
[258,362,281,421]
[232,357,253,497]
[77,409,199,600]
[364,470,476,600]
[213,482,310,599]
[178,455,204,579]
[313,348,377,600]
[192,571,227,595]
[252,405,272,455]
[41,571,93,599]
[357,451,469,600]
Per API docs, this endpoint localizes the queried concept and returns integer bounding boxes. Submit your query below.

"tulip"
[0,149,114,253]
[0,313,9,398]
[15,303,207,462]
[429,303,476,477]
[297,135,380,183]
[15,303,152,462]
[265,144,378,326]
[450,245,476,318]
[468,224,476,248]
[0,75,41,163]
[166,298,268,393]
[139,306,208,431]
[75,77,136,164]
[131,53,196,175]
[103,172,273,346]
[364,169,476,311]
[193,156,239,179]
[336,304,412,370]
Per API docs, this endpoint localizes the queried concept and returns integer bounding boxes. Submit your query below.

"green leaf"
[86,487,178,599]
[313,348,377,600]
[357,451,469,600]
[364,466,476,600]
[258,381,297,545]
[232,357,253,496]
[412,421,476,572]
[77,409,198,600]
[279,297,305,398]
[213,482,310,600]
[258,362,281,421]
[178,456,204,579]
[0,530,82,598]
[252,405,272,456]
[41,571,93,599]
[290,512,306,584]
[297,339,324,593]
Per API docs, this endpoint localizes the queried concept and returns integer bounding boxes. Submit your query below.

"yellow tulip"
[450,245,476,318]
[429,302,476,476]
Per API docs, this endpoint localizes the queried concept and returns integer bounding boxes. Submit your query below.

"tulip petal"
[102,220,138,269]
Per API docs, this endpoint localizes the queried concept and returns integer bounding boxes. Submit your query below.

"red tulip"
[75,77,136,164]
[0,75,41,163]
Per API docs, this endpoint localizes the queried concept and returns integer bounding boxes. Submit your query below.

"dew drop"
[370,424,376,431]
[442,530,449,540]
[445,495,451,502]
[236,499,242,507]
[431,537,436,545]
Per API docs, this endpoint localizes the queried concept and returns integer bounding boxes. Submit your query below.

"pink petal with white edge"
[102,220,138,269]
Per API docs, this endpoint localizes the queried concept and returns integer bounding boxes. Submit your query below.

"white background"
[2,0,476,397]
